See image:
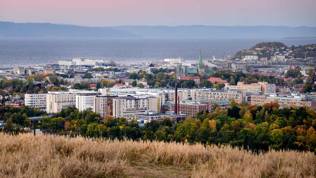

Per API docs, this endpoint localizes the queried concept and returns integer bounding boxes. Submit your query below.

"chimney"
[175,83,178,114]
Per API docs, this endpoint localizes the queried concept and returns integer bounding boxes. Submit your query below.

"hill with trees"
[251,42,288,49]
[233,42,316,60]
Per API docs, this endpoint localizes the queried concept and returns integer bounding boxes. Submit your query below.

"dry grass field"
[0,133,315,178]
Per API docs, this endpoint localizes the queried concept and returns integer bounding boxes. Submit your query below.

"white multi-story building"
[24,93,47,111]
[46,91,77,114]
[204,90,243,104]
[148,96,161,113]
[113,96,149,119]
[13,67,26,75]
[76,94,97,112]
[72,58,103,66]
[94,95,117,118]
[271,55,287,62]
[250,94,316,109]
[58,60,73,66]
[225,82,276,94]
[58,58,104,66]
[166,88,243,105]
[105,87,243,107]
[242,55,259,62]
[46,90,97,113]
[163,58,183,65]
[112,96,154,119]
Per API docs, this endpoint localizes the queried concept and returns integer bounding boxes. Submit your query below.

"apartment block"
[46,90,97,113]
[173,89,243,105]
[76,93,97,112]
[250,94,316,109]
[225,82,276,94]
[94,95,117,118]
[24,93,47,111]
[112,96,153,119]
[46,92,76,114]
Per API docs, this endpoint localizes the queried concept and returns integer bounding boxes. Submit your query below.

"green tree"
[175,118,199,143]
[41,117,65,133]
[83,73,93,79]
[131,80,137,87]
[228,104,241,118]
[129,73,140,80]
[303,68,316,92]
[270,129,284,149]
[242,111,253,123]
[285,66,302,78]
[155,126,170,141]
[198,119,211,144]
[200,80,212,88]
[179,80,196,88]
[4,118,16,133]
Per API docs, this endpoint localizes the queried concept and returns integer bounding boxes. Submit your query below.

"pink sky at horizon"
[0,0,315,26]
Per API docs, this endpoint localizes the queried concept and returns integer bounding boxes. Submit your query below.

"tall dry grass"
[0,133,315,178]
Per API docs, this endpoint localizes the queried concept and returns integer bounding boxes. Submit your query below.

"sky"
[0,0,315,26]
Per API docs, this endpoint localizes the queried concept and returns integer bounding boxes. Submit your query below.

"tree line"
[2,103,315,153]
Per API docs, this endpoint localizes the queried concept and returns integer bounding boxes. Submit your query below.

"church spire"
[198,50,204,71]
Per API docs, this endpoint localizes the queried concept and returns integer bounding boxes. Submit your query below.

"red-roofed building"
[208,77,228,84]
[89,83,97,90]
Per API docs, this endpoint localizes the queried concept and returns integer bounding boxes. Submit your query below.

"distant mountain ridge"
[1,21,316,39]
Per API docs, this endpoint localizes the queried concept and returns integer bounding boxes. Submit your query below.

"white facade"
[106,87,243,107]
[242,55,259,62]
[13,67,26,75]
[148,97,161,113]
[163,58,183,65]
[24,93,47,111]
[46,90,97,113]
[271,55,287,62]
[76,94,96,112]
[94,96,116,118]
[225,82,274,94]
[58,60,73,66]
[58,58,104,66]
[46,92,76,114]
[98,88,110,95]
[250,94,316,109]
[112,96,149,119]
[266,94,314,108]
[161,88,242,104]
[72,58,103,66]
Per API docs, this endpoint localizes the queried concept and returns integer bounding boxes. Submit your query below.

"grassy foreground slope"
[0,134,315,178]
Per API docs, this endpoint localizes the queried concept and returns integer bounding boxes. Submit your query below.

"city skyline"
[0,0,316,176]
[0,0,316,27]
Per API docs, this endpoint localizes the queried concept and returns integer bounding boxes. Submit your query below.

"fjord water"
[0,38,315,67]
